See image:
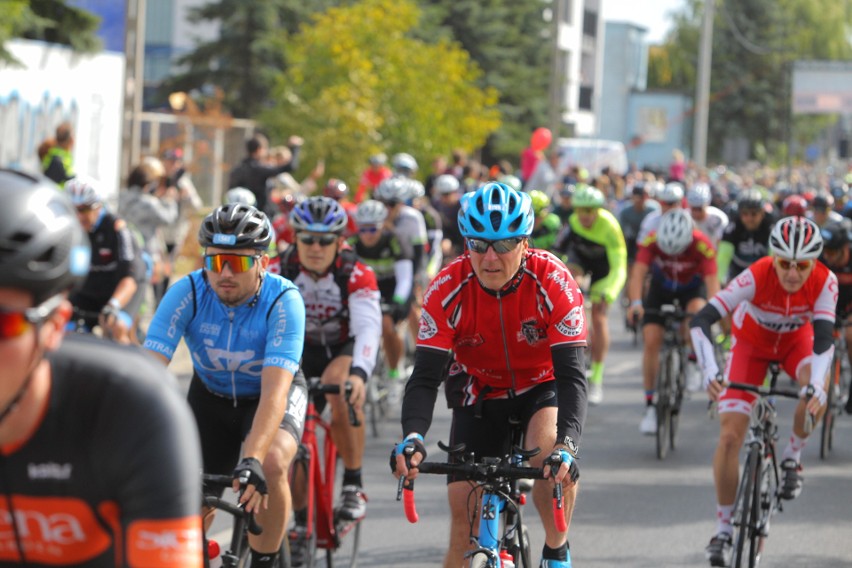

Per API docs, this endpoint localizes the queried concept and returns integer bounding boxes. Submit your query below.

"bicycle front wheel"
[733,446,760,568]
[820,352,840,459]
[326,517,362,568]
[468,551,491,568]
[656,349,672,460]
[669,347,685,452]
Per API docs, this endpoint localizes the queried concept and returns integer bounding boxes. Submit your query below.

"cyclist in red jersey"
[0,169,202,566]
[627,208,720,433]
[392,182,586,568]
[690,216,836,567]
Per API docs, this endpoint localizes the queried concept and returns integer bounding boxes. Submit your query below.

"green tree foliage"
[649,0,852,164]
[418,0,551,164]
[1,0,100,64]
[263,0,501,184]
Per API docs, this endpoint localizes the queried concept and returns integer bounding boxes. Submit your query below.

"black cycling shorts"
[446,381,558,484]
[300,339,355,379]
[641,280,706,327]
[188,371,307,484]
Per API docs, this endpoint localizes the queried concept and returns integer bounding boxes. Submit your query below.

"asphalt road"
[183,308,852,567]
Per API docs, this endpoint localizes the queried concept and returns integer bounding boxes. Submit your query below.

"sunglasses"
[204,253,261,273]
[575,207,597,215]
[466,237,524,254]
[75,204,99,213]
[0,296,63,340]
[358,226,380,234]
[296,233,338,247]
[774,258,813,272]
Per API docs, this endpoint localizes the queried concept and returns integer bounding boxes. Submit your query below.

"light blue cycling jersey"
[144,270,305,399]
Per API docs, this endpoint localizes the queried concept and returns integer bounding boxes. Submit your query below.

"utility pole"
[122,0,147,181]
[693,0,715,168]
[548,0,566,138]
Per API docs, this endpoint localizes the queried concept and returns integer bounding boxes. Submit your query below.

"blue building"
[599,21,692,170]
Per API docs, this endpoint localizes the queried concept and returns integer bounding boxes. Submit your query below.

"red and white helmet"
[769,216,823,260]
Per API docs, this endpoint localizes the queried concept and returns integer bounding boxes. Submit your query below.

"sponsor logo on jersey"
[555,306,584,337]
[167,294,193,339]
[546,269,575,303]
[418,310,438,340]
[517,319,547,345]
[128,517,203,566]
[456,334,484,347]
[27,463,72,480]
[0,496,110,563]
[423,274,452,306]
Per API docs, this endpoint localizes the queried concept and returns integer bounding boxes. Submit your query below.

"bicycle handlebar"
[306,378,361,427]
[398,457,567,532]
[719,380,817,433]
[202,474,263,536]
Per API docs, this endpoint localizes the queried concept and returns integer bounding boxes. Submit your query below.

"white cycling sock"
[715,504,734,536]
[782,433,806,463]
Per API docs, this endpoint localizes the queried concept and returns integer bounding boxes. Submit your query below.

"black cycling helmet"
[821,221,851,250]
[199,203,272,250]
[737,188,765,211]
[0,169,90,305]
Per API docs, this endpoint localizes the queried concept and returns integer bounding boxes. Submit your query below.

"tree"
[417,0,551,164]
[1,0,101,64]
[263,0,501,184]
[649,0,852,164]
[157,0,351,116]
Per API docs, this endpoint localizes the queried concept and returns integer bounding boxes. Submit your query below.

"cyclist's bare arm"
[240,366,294,509]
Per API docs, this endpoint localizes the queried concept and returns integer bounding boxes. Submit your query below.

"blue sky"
[601,0,686,43]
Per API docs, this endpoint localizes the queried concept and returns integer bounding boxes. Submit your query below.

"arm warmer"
[400,347,451,437]
[552,345,587,443]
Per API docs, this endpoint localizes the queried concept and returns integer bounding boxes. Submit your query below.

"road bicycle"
[201,473,288,568]
[723,365,814,568]
[289,378,362,568]
[649,302,689,460]
[821,322,850,459]
[398,436,568,568]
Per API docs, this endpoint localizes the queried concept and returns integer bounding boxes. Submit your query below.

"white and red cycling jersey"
[280,246,383,378]
[417,249,587,404]
[709,256,837,343]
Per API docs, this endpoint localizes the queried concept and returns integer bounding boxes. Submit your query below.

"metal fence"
[138,111,256,207]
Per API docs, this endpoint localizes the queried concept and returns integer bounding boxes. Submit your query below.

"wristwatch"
[559,436,579,456]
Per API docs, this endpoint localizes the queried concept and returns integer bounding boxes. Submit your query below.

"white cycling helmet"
[66,175,103,207]
[769,216,823,260]
[434,174,460,194]
[656,182,684,204]
[656,209,694,255]
[354,199,388,226]
[224,187,257,206]
[687,183,712,207]
[391,152,418,174]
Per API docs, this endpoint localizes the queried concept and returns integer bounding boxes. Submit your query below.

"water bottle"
[208,539,223,568]
[499,549,515,568]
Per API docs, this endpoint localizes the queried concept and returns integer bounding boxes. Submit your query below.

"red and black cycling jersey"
[636,228,717,291]
[403,249,588,442]
[0,334,202,567]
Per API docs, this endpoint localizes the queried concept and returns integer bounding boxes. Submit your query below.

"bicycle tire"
[468,551,491,568]
[669,347,685,452]
[733,446,760,568]
[820,352,840,459]
[517,522,532,568]
[326,515,362,568]
[290,452,318,568]
[656,349,672,460]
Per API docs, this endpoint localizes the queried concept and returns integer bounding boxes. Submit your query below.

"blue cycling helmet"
[289,196,348,234]
[458,182,533,240]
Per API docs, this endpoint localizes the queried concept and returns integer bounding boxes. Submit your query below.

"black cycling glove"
[233,457,268,495]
